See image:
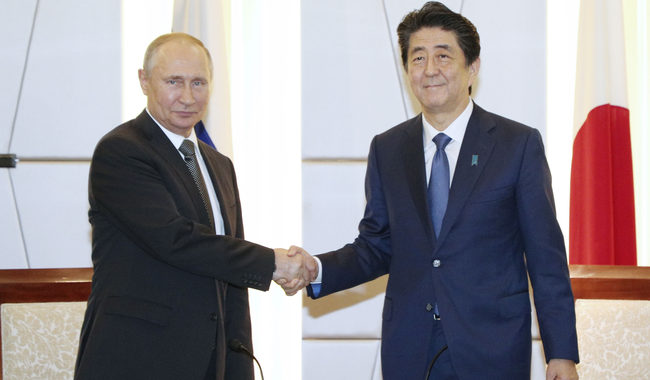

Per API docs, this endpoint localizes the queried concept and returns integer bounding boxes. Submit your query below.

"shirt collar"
[422,99,474,146]
[146,108,199,150]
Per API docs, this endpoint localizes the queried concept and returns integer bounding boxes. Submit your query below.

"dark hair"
[397,1,480,69]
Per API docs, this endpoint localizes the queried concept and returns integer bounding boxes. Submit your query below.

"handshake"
[272,246,317,296]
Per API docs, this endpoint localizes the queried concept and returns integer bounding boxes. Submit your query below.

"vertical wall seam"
[8,0,40,151]
[8,0,40,269]
[381,0,409,120]
[8,172,31,268]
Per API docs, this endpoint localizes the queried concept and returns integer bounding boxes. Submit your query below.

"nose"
[425,58,438,76]
[179,83,196,105]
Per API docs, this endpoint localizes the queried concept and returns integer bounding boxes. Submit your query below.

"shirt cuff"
[312,256,323,284]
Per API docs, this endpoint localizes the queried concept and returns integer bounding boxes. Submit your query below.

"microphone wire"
[424,345,448,380]
[229,339,265,380]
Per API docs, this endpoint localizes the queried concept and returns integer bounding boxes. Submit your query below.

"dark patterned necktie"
[428,133,452,237]
[179,139,215,230]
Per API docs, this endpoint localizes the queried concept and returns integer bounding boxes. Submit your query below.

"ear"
[138,69,149,95]
[468,57,480,85]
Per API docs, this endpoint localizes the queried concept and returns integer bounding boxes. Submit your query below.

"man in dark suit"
[75,33,310,380]
[288,2,579,379]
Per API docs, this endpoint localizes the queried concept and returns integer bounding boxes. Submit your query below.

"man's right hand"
[272,247,318,295]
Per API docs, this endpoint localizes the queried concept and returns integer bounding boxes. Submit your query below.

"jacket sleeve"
[516,129,579,363]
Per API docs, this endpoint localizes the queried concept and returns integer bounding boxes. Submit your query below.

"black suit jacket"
[75,111,274,380]
[310,104,579,379]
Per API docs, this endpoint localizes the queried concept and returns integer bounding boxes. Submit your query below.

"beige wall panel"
[383,0,547,135]
[0,170,28,268]
[302,162,366,252]
[531,340,547,380]
[303,162,386,338]
[302,339,382,380]
[301,0,407,159]
[1,0,37,151]
[11,163,91,268]
[10,0,121,158]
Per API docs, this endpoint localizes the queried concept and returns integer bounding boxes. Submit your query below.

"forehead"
[152,41,210,76]
[408,27,461,53]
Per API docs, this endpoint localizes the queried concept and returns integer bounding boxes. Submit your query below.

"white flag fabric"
[173,0,233,158]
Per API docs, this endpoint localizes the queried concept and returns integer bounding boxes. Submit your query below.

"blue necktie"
[428,133,452,237]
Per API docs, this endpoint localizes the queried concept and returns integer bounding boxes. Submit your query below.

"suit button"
[426,303,433,312]
[432,259,441,268]
[210,312,218,321]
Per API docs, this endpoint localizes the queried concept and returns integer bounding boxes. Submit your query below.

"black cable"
[424,345,448,380]
[228,339,264,380]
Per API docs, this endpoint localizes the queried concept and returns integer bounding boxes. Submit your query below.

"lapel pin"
[471,155,478,166]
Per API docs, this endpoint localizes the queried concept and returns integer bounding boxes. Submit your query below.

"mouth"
[173,111,197,117]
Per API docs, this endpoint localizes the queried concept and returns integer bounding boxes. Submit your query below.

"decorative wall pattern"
[576,299,650,379]
[1,302,87,380]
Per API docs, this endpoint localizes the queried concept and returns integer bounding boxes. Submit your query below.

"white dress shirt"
[423,100,473,187]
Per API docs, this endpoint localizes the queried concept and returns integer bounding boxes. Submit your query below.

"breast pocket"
[469,185,514,204]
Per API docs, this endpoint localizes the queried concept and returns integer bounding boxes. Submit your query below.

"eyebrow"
[410,44,452,55]
[166,75,208,82]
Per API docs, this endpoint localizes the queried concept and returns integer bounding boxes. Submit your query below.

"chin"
[174,119,199,129]
[422,101,446,110]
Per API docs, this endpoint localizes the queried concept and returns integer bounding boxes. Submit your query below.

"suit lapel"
[199,143,235,237]
[401,115,436,246]
[437,105,495,243]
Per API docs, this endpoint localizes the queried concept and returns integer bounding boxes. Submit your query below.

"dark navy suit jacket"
[75,111,274,380]
[309,104,579,379]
